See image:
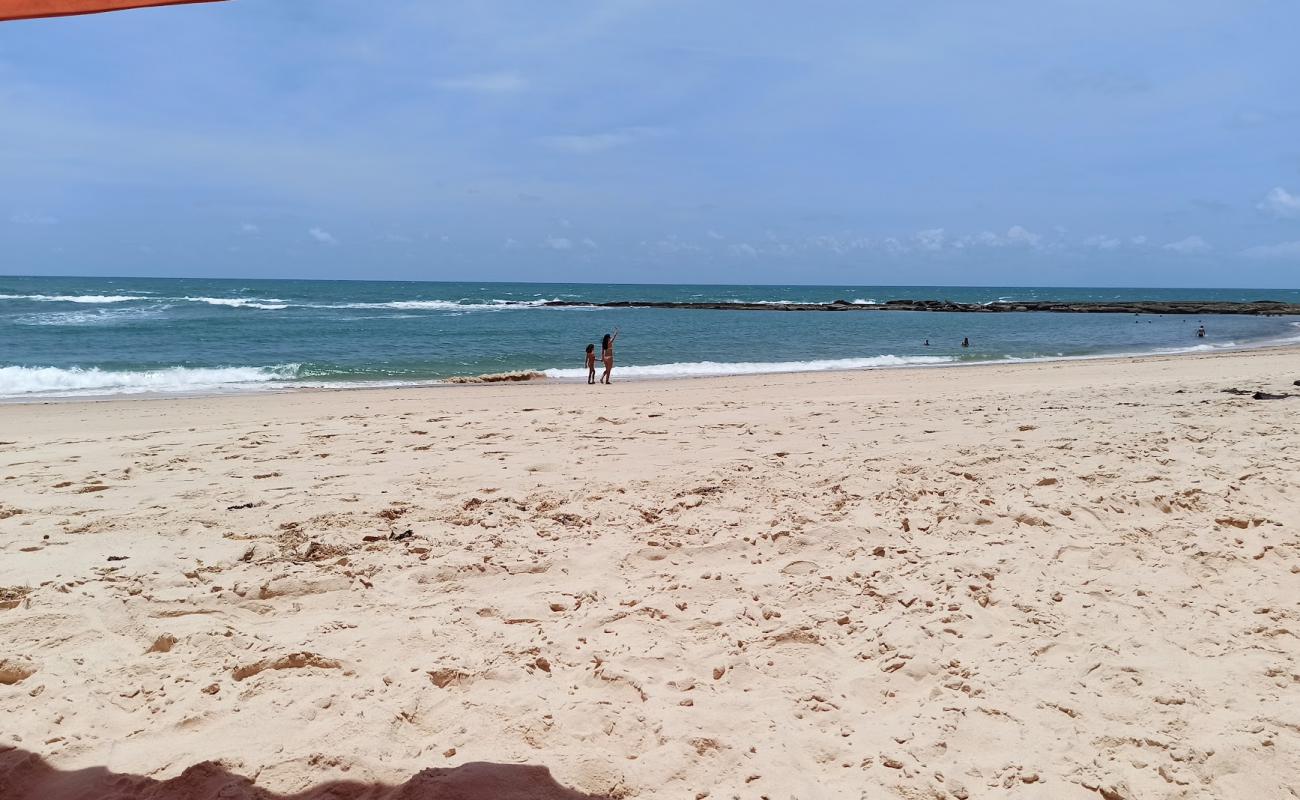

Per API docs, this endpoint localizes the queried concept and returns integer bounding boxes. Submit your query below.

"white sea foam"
[13,306,170,326]
[543,354,954,380]
[0,365,300,398]
[378,300,483,311]
[324,300,466,311]
[183,297,289,310]
[992,341,1239,366]
[545,340,1262,383]
[0,294,141,304]
[330,298,561,311]
[2,293,568,313]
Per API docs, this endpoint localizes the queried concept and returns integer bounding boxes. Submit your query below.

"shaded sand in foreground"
[1,348,1298,799]
[0,750,599,800]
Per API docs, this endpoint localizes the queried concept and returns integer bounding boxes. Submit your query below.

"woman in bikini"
[599,328,620,384]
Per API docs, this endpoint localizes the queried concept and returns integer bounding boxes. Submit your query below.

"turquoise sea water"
[1,276,1298,399]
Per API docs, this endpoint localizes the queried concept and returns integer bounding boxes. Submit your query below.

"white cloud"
[581,237,598,249]
[309,227,338,245]
[1257,187,1300,219]
[806,235,870,255]
[649,235,703,254]
[1131,235,1148,245]
[821,229,938,254]
[880,236,908,254]
[503,237,520,249]
[1083,234,1121,250]
[9,212,57,225]
[953,226,1042,249]
[707,229,725,240]
[1005,225,1041,247]
[1162,235,1210,254]
[540,126,669,154]
[543,235,572,250]
[435,71,526,93]
[728,242,759,257]
[239,222,260,234]
[1241,240,1300,259]
[914,228,945,251]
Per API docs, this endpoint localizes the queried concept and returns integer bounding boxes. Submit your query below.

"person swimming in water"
[961,337,970,348]
[1196,325,1206,338]
[599,327,620,384]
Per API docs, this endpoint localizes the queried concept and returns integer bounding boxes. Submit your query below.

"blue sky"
[1,0,1299,287]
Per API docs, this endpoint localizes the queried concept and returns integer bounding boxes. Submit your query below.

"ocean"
[2,275,1298,400]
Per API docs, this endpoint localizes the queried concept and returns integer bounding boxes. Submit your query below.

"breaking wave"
[0,364,301,398]
[12,306,172,326]
[330,298,563,311]
[182,297,290,310]
[0,294,141,304]
[544,354,955,380]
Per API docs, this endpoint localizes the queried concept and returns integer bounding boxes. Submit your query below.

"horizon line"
[3,274,1298,293]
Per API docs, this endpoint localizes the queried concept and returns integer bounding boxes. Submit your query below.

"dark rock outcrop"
[537,299,1300,316]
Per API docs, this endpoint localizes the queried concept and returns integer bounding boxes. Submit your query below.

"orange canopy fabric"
[1,0,225,21]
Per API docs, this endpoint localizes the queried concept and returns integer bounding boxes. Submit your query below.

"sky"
[1,0,1299,287]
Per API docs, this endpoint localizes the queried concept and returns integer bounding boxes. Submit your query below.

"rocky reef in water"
[538,299,1300,315]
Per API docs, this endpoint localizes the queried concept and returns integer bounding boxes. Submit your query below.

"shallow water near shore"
[3,275,1299,398]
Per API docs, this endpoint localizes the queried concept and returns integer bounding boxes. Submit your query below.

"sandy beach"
[1,348,1298,799]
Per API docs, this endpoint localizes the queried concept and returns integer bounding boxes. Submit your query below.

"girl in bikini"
[599,328,620,384]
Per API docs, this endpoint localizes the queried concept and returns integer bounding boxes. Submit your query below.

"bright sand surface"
[1,348,1298,799]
